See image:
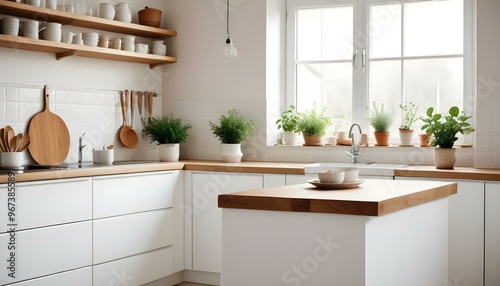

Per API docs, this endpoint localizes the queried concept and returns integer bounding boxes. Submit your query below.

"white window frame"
[286,0,476,137]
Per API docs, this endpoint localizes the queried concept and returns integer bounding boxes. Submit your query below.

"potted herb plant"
[369,102,394,146]
[297,104,332,146]
[143,114,192,162]
[399,102,418,146]
[276,105,300,145]
[209,109,255,162]
[420,106,475,169]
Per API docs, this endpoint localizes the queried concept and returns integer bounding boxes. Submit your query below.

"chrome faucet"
[346,123,362,163]
[78,132,86,164]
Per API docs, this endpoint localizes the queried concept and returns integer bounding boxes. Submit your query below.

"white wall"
[0,0,165,163]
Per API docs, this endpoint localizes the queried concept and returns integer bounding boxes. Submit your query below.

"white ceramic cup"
[110,37,121,49]
[152,44,166,55]
[135,43,148,53]
[45,0,57,9]
[22,19,40,39]
[62,31,74,44]
[92,149,114,165]
[27,0,40,7]
[2,18,20,36]
[98,35,109,48]
[43,22,62,42]
[1,152,25,168]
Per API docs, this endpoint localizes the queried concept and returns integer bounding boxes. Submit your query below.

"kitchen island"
[218,179,457,286]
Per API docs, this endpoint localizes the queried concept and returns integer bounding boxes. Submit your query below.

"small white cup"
[45,0,57,9]
[135,43,148,53]
[152,44,166,55]
[1,152,25,168]
[92,149,114,165]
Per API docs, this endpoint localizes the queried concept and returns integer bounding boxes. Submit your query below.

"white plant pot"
[220,143,243,163]
[433,148,456,169]
[158,143,180,162]
[282,132,299,145]
[398,129,414,146]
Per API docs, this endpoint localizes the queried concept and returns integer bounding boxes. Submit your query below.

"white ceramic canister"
[121,36,135,52]
[110,37,121,49]
[1,17,20,36]
[42,22,62,42]
[27,0,40,7]
[114,3,132,23]
[23,19,40,39]
[99,3,115,20]
[98,35,109,48]
[45,0,57,10]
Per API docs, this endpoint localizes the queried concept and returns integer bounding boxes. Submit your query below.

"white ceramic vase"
[114,3,132,23]
[220,143,243,163]
[433,148,456,169]
[158,143,180,162]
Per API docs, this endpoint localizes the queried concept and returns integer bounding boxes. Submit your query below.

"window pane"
[370,4,401,59]
[297,6,353,61]
[296,63,353,131]
[369,60,401,133]
[404,58,464,124]
[404,0,463,57]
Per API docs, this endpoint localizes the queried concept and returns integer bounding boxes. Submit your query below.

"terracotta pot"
[373,131,390,146]
[419,133,431,147]
[303,134,323,146]
[138,6,162,27]
[398,129,414,146]
[158,143,179,162]
[433,148,456,169]
[221,143,243,163]
[282,132,299,145]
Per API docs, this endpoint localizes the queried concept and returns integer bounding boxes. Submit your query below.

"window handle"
[353,49,358,68]
[362,48,366,68]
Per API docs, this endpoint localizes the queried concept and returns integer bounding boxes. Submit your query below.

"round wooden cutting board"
[28,86,70,165]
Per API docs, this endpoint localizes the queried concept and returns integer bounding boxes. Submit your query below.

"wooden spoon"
[6,128,15,152]
[4,125,13,151]
[16,134,30,152]
[118,90,138,148]
[147,91,153,121]
[13,133,22,152]
[0,128,5,152]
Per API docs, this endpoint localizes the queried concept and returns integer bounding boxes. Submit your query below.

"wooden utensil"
[147,91,153,121]
[6,128,15,152]
[118,90,138,148]
[138,91,146,128]
[9,136,17,152]
[28,85,70,164]
[16,134,30,152]
[0,128,5,152]
[4,125,13,151]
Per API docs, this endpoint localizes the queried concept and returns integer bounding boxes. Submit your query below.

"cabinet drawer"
[93,247,173,286]
[0,221,92,285]
[93,171,173,218]
[8,267,92,286]
[93,209,173,264]
[0,178,92,233]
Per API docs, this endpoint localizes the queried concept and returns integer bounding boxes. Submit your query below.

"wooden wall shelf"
[0,1,177,38]
[0,34,177,68]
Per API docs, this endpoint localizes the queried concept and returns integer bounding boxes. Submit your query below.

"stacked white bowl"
[1,18,20,36]
[82,32,98,47]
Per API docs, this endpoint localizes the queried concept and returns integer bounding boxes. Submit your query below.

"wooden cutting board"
[28,85,70,165]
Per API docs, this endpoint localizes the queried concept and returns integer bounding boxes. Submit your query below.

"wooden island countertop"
[218,179,457,216]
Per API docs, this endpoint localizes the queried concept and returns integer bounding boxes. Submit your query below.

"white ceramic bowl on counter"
[316,169,345,184]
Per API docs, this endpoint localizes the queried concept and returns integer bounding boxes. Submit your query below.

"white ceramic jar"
[1,18,20,36]
[23,19,40,39]
[99,3,115,20]
[121,36,135,52]
[114,3,132,23]
[42,22,62,42]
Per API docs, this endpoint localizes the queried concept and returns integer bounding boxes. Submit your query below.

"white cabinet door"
[8,267,92,286]
[93,247,173,286]
[0,178,92,233]
[192,172,263,273]
[0,221,92,285]
[286,174,316,185]
[93,209,173,264]
[93,171,173,219]
[485,182,500,286]
[396,177,485,286]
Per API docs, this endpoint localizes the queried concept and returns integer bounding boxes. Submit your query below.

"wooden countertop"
[218,179,457,216]
[395,165,500,181]
[182,160,306,174]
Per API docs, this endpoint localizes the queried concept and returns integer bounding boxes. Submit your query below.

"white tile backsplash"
[0,83,161,164]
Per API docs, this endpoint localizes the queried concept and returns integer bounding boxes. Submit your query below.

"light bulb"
[223,38,237,57]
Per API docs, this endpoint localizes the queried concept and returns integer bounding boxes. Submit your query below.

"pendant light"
[223,0,237,57]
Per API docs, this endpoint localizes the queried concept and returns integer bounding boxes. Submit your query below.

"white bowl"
[152,44,166,55]
[82,32,98,40]
[83,40,98,47]
[342,167,360,182]
[316,169,345,184]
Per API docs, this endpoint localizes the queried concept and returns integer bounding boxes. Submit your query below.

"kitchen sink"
[304,162,408,177]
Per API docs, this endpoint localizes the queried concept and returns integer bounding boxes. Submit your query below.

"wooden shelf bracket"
[56,50,78,60]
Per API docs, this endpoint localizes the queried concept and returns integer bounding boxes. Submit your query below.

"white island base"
[221,197,449,286]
